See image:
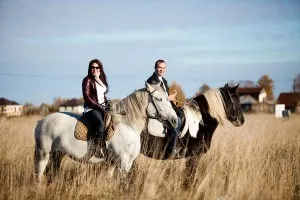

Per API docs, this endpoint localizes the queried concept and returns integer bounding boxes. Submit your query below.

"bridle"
[147,89,169,123]
[106,90,171,124]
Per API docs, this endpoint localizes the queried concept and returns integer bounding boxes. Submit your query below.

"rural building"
[0,98,23,117]
[237,87,274,113]
[238,87,266,103]
[59,98,84,114]
[277,92,300,113]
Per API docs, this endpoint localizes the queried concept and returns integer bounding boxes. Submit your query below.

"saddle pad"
[147,106,203,138]
[74,120,88,141]
[147,118,166,137]
[74,113,115,141]
[185,106,203,138]
[147,108,188,138]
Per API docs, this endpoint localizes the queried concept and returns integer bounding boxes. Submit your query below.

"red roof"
[59,98,84,107]
[277,93,300,107]
[237,87,263,95]
[0,98,19,106]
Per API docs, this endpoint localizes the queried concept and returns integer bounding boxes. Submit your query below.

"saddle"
[74,112,115,141]
[148,103,203,138]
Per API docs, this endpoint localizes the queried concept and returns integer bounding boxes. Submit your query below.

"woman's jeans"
[84,109,105,138]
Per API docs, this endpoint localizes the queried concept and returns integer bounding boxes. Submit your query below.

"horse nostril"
[241,117,245,124]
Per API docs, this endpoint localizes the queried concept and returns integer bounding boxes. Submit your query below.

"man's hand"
[168,90,177,101]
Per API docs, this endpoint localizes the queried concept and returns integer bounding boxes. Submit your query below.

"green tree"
[257,75,274,100]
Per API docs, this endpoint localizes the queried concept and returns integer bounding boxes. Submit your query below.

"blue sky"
[0,0,299,105]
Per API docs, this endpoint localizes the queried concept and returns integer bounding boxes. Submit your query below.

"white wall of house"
[275,104,285,118]
[0,105,23,116]
[59,106,84,114]
[259,89,267,103]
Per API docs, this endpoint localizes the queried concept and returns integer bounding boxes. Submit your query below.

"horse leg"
[45,151,65,183]
[34,143,50,183]
[118,144,140,189]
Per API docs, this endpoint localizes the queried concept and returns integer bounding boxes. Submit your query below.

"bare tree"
[293,74,300,92]
[194,83,211,97]
[239,80,256,88]
[228,80,238,87]
[39,103,50,116]
[53,97,68,107]
[257,75,274,100]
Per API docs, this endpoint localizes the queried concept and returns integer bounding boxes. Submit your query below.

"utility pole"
[293,79,296,92]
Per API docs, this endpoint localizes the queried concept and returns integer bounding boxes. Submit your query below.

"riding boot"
[164,116,182,159]
[94,131,106,157]
[164,129,179,159]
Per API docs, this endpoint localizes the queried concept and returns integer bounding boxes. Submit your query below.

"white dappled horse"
[34,83,178,183]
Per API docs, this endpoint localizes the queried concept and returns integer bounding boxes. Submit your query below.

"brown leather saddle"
[74,112,115,141]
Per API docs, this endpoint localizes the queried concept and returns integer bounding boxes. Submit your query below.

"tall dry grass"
[0,114,299,200]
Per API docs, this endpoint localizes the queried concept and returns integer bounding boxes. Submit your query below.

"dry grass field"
[0,114,299,200]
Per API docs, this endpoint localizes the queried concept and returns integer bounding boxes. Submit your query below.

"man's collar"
[154,72,163,79]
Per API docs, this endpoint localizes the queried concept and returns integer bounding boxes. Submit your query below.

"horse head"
[145,82,178,128]
[220,83,245,127]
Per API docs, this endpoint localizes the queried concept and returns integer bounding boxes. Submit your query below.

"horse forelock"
[203,89,226,124]
[112,88,149,125]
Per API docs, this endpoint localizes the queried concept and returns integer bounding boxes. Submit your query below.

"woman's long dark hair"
[88,59,109,93]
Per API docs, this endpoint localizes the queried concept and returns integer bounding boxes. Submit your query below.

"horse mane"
[202,89,226,125]
[111,88,149,125]
[184,99,201,112]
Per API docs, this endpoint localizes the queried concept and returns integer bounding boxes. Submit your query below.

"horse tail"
[34,118,52,183]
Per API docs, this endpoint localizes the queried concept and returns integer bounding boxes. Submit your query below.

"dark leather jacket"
[82,76,107,111]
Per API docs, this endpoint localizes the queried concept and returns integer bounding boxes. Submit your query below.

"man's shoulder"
[147,73,160,85]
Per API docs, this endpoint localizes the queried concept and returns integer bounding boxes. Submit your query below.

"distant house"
[59,98,84,114]
[0,98,23,116]
[237,87,267,103]
[237,87,273,113]
[277,93,300,113]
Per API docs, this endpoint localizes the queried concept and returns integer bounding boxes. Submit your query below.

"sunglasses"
[91,66,100,69]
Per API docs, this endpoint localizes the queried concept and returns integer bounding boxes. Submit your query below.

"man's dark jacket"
[146,72,169,95]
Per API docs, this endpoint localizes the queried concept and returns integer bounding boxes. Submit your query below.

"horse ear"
[225,83,229,88]
[233,84,239,91]
[145,82,155,93]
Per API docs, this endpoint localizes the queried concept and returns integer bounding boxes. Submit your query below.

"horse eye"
[155,97,162,101]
